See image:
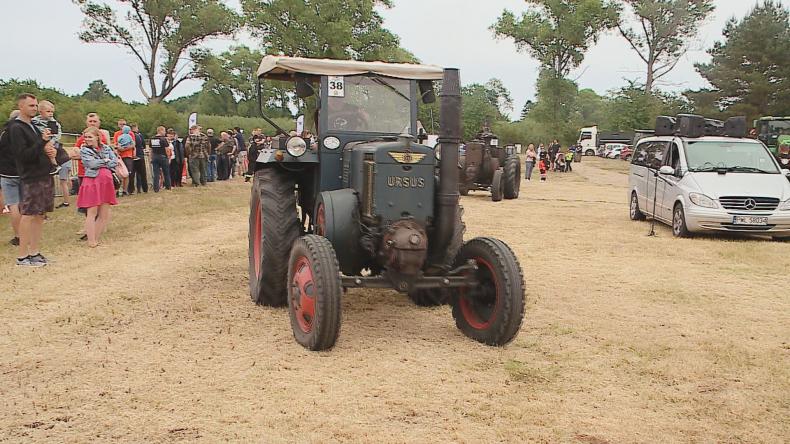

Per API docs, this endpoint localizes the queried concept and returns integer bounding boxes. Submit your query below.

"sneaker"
[28,253,48,266]
[9,236,19,246]
[16,256,44,267]
[2,205,9,214]
[49,165,61,175]
[56,202,70,209]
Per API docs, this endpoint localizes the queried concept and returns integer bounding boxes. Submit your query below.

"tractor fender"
[315,189,364,275]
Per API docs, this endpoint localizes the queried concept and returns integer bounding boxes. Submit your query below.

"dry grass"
[1,158,788,443]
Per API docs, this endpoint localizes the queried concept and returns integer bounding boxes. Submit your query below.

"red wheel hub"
[291,256,316,333]
[315,203,326,236]
[253,200,262,278]
[459,257,500,329]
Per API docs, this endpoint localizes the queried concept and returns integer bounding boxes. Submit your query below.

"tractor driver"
[328,100,370,131]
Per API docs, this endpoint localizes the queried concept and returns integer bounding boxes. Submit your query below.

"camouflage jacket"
[185,133,210,159]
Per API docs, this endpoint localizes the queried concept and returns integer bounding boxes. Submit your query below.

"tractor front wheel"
[491,169,504,202]
[287,235,342,351]
[503,156,520,199]
[249,167,300,306]
[451,237,525,346]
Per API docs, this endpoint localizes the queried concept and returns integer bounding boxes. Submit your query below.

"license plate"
[732,215,768,225]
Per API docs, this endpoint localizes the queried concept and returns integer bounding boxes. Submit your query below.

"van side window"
[646,142,667,170]
[632,142,649,166]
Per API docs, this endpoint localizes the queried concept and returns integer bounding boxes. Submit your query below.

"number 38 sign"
[328,76,345,97]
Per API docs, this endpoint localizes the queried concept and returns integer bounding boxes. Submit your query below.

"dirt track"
[1,158,788,443]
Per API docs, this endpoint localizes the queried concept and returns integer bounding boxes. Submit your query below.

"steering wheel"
[333,117,349,130]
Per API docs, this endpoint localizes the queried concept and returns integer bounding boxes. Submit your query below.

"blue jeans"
[207,154,217,182]
[151,154,171,192]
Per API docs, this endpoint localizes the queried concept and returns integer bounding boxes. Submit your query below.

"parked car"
[621,145,634,161]
[628,116,790,239]
[603,143,628,159]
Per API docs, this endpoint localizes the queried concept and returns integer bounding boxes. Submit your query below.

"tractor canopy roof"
[256,55,444,81]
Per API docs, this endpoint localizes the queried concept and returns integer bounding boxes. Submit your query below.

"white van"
[628,134,790,239]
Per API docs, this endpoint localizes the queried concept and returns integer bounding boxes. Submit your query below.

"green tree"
[526,70,580,142]
[617,0,714,92]
[193,45,293,118]
[242,0,415,62]
[460,84,502,140]
[519,100,534,120]
[693,0,790,121]
[81,79,118,101]
[492,0,618,140]
[492,0,619,78]
[483,78,514,119]
[74,0,240,103]
[605,81,690,130]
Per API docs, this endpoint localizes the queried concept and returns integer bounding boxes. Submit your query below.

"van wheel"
[585,149,595,156]
[629,192,645,221]
[672,203,691,238]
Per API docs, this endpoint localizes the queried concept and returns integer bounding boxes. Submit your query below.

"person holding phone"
[77,127,118,248]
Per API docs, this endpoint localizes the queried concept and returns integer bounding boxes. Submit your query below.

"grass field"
[1,158,788,443]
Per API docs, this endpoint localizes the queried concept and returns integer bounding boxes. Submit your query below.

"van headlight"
[779,199,790,211]
[434,144,441,160]
[689,193,717,208]
[286,137,307,157]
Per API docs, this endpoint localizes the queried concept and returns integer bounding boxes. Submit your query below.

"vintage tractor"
[458,126,521,201]
[248,56,525,351]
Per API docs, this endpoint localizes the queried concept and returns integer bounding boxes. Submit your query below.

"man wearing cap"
[184,124,210,186]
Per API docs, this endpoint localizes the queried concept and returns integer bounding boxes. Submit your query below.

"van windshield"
[684,141,779,174]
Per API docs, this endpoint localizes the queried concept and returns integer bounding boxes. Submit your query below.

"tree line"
[4,0,787,145]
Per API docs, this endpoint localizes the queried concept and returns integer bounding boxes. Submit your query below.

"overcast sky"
[1,0,787,119]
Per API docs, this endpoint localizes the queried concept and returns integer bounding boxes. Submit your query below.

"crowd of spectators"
[523,139,579,181]
[0,93,269,266]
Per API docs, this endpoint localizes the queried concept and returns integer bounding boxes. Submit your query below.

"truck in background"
[577,126,634,156]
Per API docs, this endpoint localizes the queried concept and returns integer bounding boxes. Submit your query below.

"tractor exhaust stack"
[432,68,461,267]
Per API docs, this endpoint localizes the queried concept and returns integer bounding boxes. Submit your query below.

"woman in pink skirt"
[77,127,118,247]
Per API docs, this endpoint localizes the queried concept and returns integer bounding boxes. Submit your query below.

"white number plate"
[328,76,345,97]
[732,215,768,225]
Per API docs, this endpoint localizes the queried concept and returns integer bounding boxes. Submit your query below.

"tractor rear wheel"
[249,167,300,306]
[408,207,466,306]
[491,169,504,202]
[503,156,520,199]
[450,237,525,346]
[287,235,342,351]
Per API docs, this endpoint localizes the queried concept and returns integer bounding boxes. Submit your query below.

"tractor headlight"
[689,192,717,208]
[323,136,341,150]
[286,137,307,157]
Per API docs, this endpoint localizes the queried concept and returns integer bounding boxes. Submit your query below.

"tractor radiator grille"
[362,160,375,218]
